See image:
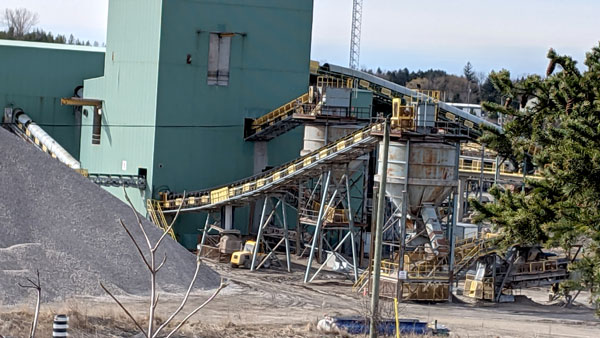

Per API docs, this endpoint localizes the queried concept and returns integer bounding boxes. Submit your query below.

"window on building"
[207,33,231,86]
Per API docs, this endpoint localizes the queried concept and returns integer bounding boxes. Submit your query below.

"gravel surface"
[0,127,219,305]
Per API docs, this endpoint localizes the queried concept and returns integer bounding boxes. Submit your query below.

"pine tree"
[471,45,600,315]
[463,61,475,82]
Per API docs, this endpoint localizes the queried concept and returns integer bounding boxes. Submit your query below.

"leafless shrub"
[100,187,227,338]
[17,270,41,338]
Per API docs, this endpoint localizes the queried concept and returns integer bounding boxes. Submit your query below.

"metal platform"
[243,63,502,142]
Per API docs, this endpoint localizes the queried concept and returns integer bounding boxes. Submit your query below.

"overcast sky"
[2,0,599,76]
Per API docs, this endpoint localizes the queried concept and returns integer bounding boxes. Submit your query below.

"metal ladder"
[146,199,177,240]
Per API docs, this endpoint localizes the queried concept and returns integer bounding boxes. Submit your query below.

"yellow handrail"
[252,93,310,128]
[146,199,176,240]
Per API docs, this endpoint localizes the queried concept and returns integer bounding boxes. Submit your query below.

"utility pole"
[370,118,390,338]
[349,0,363,70]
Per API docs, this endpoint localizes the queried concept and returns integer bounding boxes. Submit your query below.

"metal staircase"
[146,199,176,240]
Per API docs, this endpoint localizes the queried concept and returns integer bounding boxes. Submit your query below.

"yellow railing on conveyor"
[458,158,543,179]
[160,123,382,211]
[252,93,311,129]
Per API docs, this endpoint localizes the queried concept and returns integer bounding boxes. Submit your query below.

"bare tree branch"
[153,294,160,311]
[153,191,186,251]
[18,270,41,338]
[164,279,228,338]
[155,253,168,273]
[118,219,151,270]
[153,257,202,337]
[122,186,152,250]
[105,188,225,337]
[100,282,148,337]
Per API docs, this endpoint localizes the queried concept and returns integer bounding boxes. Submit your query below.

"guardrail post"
[53,314,68,337]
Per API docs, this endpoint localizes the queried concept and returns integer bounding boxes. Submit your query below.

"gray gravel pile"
[0,127,219,305]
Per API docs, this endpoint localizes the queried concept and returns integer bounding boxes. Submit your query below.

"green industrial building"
[0,40,105,157]
[80,0,315,246]
[1,0,315,248]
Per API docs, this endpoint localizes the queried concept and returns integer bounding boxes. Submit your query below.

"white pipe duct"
[14,110,81,170]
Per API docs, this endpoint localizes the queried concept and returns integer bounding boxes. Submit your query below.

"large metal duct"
[12,108,81,170]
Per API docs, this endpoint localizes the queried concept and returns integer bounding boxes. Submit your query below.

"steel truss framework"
[250,195,292,272]
[301,165,365,283]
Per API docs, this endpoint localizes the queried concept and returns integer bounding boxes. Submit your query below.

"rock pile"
[0,127,219,305]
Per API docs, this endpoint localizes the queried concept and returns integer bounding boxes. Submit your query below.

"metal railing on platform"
[146,199,176,240]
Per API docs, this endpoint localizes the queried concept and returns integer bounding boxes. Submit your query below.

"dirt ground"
[1,258,599,337]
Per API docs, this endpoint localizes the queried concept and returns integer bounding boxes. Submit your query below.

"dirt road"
[2,259,598,337]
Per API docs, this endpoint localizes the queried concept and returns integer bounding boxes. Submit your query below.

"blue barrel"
[332,316,428,335]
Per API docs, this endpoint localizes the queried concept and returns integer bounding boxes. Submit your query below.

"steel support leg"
[494,155,500,185]
[296,182,304,255]
[448,192,458,301]
[479,144,485,202]
[282,199,292,272]
[397,139,410,302]
[252,198,282,271]
[251,197,270,271]
[344,171,359,282]
[309,231,352,283]
[304,171,332,283]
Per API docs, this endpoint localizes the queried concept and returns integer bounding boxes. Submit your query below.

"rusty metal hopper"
[375,141,457,216]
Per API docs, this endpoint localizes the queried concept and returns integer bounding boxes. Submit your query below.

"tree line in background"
[4,7,513,109]
[364,61,506,107]
[1,7,102,47]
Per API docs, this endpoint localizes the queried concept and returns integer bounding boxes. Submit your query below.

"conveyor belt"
[160,123,384,213]
[320,63,501,133]
[243,62,502,141]
[159,124,538,214]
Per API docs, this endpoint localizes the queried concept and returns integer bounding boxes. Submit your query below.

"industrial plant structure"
[2,0,569,303]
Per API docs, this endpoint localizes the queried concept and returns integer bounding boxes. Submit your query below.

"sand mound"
[0,127,219,305]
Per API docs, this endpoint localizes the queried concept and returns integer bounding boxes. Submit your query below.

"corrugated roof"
[0,39,105,53]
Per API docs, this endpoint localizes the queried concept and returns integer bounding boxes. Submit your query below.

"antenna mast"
[349,0,363,70]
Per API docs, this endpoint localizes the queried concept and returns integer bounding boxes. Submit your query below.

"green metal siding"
[0,40,104,157]
[79,0,164,213]
[153,0,314,235]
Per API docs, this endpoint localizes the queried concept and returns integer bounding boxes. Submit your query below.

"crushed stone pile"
[0,127,219,305]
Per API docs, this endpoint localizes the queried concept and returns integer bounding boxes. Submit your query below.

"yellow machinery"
[230,240,270,269]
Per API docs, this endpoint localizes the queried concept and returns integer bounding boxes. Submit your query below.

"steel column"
[370,119,390,338]
[345,169,359,282]
[309,231,353,283]
[479,143,485,202]
[397,139,409,302]
[282,199,292,272]
[252,198,283,271]
[251,198,270,271]
[304,171,332,283]
[494,155,500,184]
[448,141,461,301]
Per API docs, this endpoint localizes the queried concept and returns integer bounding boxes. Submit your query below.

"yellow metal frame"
[391,99,416,131]
[146,199,176,240]
[458,158,543,179]
[158,124,378,210]
[210,187,230,203]
[252,92,310,129]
